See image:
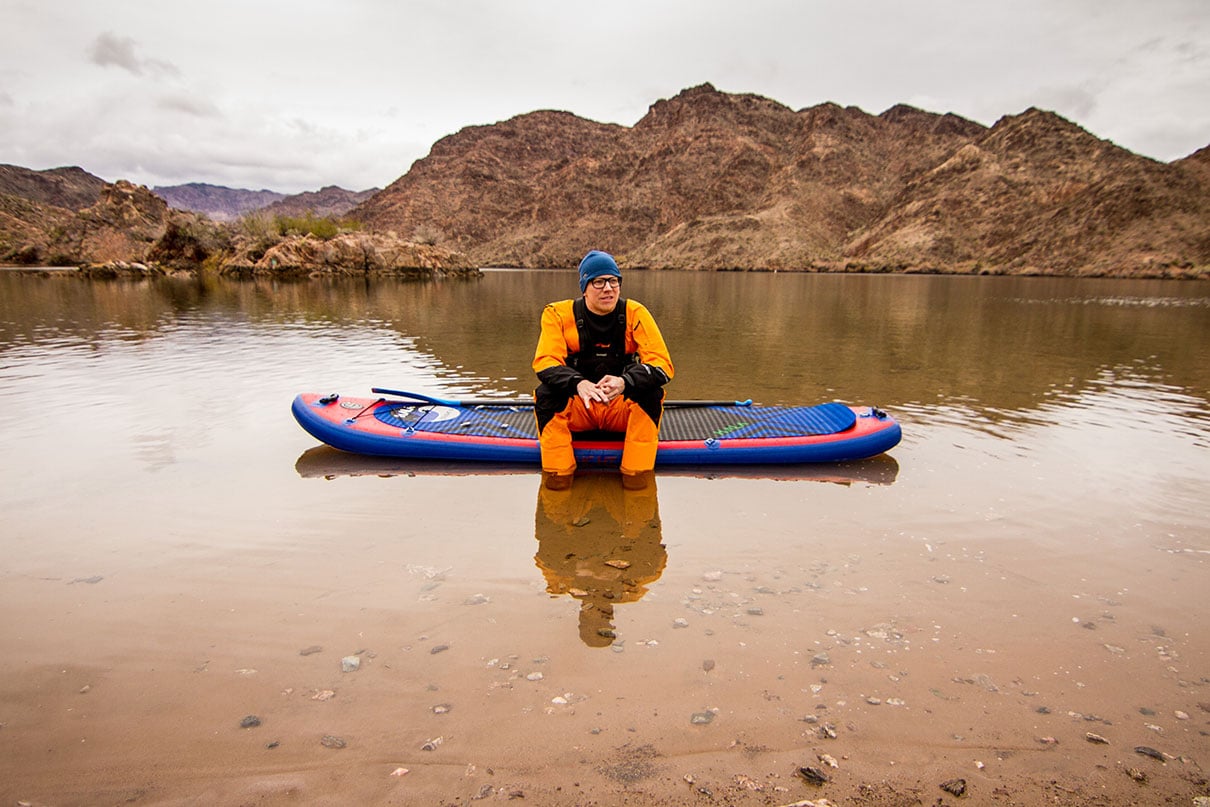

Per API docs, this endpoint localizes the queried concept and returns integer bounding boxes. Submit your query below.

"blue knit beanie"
[578,250,621,293]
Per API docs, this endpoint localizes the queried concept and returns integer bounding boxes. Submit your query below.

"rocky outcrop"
[1,180,172,266]
[0,192,78,264]
[219,232,478,278]
[350,84,1210,277]
[2,177,474,278]
[56,180,171,264]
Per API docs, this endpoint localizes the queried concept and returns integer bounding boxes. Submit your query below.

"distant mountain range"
[0,167,376,222]
[2,83,1208,276]
[152,182,379,221]
[151,183,286,220]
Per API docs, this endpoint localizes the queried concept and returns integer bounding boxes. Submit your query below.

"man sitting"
[532,250,674,489]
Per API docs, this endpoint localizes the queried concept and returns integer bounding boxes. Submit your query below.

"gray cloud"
[3,1,1204,193]
[89,31,180,78]
[89,31,142,73]
[155,94,220,118]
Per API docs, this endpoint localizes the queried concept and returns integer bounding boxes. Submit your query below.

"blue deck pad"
[660,402,856,440]
[374,402,857,442]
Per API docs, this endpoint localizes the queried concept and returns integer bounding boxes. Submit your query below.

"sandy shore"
[2,463,1207,807]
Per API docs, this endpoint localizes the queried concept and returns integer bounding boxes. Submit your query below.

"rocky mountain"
[352,84,1209,277]
[0,164,108,210]
[260,185,380,219]
[847,108,1210,274]
[152,183,286,221]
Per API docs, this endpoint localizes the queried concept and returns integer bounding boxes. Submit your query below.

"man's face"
[584,276,621,315]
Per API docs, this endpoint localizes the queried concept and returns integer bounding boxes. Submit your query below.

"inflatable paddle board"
[291,389,901,466]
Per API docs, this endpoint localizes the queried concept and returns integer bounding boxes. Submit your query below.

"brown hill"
[260,185,380,219]
[0,164,108,210]
[353,109,627,266]
[1174,144,1210,187]
[351,84,1209,277]
[847,108,1210,274]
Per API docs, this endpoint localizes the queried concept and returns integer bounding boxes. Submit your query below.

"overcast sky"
[3,0,1207,194]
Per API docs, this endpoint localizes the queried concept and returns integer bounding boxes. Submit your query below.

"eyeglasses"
[589,277,621,289]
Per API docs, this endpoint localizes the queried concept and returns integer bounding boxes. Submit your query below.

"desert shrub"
[412,224,445,246]
[235,211,361,262]
[238,211,280,250]
[150,216,230,267]
[274,212,360,240]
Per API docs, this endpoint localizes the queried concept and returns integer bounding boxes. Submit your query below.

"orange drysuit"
[532,298,674,475]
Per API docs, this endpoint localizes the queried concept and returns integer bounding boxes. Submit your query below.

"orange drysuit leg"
[537,396,662,475]
[537,398,581,475]
[612,399,661,475]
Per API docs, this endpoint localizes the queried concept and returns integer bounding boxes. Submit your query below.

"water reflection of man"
[533,471,667,648]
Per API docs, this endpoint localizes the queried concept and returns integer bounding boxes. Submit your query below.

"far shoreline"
[4,263,1207,281]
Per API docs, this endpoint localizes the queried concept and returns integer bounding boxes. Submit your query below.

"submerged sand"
[2,454,1206,807]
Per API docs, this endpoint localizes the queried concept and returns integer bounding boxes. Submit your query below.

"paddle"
[369,388,753,409]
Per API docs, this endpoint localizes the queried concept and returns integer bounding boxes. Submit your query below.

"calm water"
[1,269,1208,804]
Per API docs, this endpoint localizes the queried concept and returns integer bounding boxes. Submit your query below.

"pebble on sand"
[341,656,360,672]
[239,715,261,728]
[1134,746,1167,762]
[940,778,967,797]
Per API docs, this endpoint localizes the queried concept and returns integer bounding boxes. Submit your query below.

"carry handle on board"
[369,388,753,409]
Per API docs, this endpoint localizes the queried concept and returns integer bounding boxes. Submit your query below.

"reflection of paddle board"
[292,391,902,466]
[293,445,900,485]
